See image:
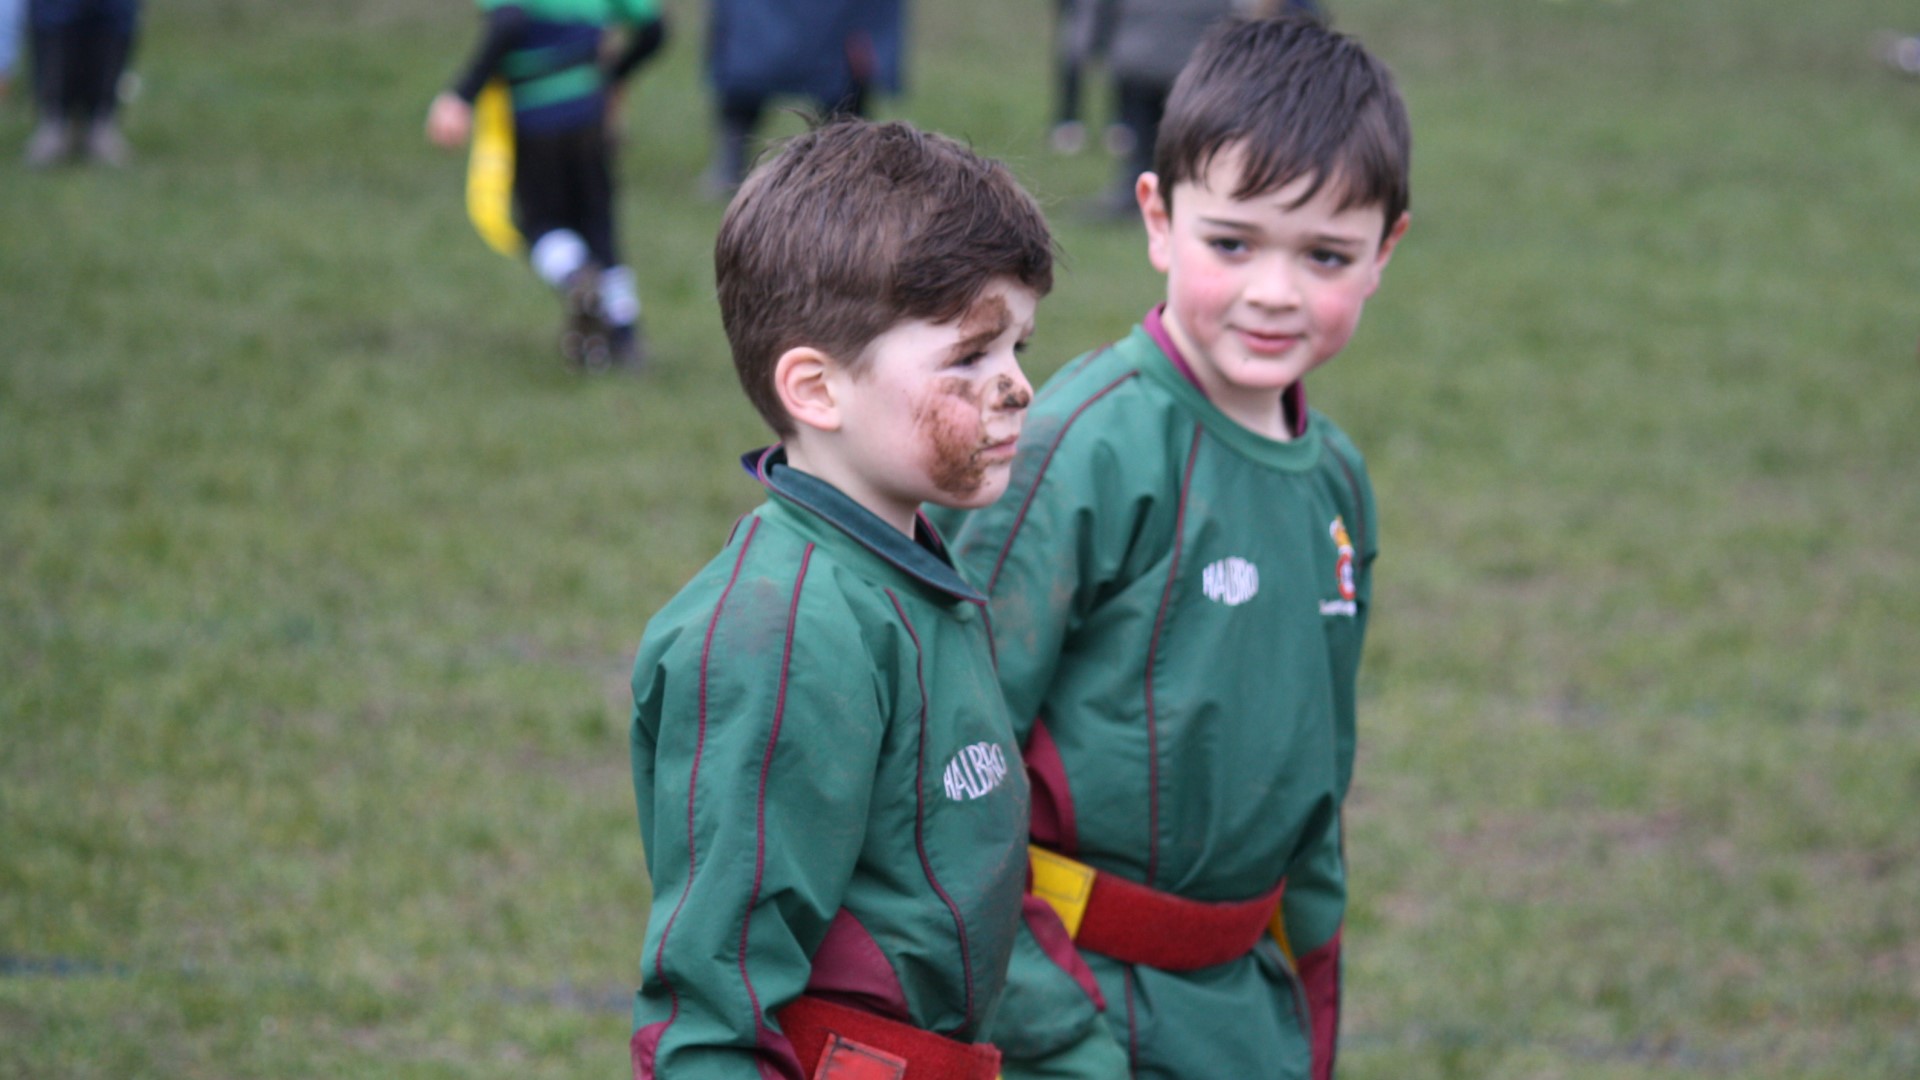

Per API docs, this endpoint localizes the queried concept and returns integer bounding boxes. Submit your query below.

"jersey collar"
[741,446,985,605]
[1144,304,1309,439]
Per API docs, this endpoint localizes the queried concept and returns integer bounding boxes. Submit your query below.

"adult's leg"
[703,91,760,197]
[73,0,136,163]
[1114,75,1167,185]
[23,0,75,165]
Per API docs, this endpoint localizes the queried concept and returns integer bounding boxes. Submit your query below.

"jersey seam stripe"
[653,515,763,1031]
[1143,425,1203,885]
[985,370,1139,596]
[887,587,977,1030]
[738,541,813,1049]
[1324,441,1368,557]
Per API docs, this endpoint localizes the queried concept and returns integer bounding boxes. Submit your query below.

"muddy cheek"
[915,396,988,500]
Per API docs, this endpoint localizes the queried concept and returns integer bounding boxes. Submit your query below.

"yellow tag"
[1028,846,1096,939]
[1268,909,1296,966]
[466,80,524,257]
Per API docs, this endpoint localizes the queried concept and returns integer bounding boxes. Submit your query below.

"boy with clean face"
[628,118,1052,1080]
[945,16,1410,1079]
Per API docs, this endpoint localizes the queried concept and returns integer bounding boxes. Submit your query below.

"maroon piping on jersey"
[887,587,977,1033]
[1143,427,1204,886]
[984,369,1139,596]
[737,543,814,1057]
[642,516,765,1070]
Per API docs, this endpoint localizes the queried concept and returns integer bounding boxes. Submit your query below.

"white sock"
[600,265,640,327]
[529,230,589,290]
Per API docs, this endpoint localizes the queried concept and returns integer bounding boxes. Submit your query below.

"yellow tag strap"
[466,80,524,257]
[1028,846,1097,939]
[1268,909,1297,967]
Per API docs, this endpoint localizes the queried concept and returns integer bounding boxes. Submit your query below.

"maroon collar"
[1143,304,1308,439]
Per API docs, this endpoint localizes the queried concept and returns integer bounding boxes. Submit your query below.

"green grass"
[4,0,1919,1075]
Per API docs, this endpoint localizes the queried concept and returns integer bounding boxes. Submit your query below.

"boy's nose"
[1245,259,1303,310]
[993,362,1034,412]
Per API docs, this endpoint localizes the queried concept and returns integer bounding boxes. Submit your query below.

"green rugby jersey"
[629,448,1030,1079]
[946,312,1376,1079]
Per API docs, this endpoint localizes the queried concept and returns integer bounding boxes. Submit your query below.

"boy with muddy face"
[713,118,1052,533]
[625,118,1056,1080]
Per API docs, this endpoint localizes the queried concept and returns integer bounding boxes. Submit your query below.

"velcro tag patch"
[1028,845,1097,938]
[814,1034,908,1080]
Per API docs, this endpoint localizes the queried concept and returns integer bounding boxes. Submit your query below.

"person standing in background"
[22,0,139,168]
[697,0,901,197]
[1087,0,1321,219]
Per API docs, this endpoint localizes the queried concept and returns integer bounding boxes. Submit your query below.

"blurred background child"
[427,0,667,371]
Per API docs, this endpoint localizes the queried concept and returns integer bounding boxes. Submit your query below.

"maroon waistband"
[1069,860,1286,972]
[776,995,1002,1080]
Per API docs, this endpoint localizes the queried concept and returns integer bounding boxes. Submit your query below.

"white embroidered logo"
[942,742,1011,802]
[1201,557,1260,606]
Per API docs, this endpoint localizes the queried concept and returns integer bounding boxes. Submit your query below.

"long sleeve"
[630,579,886,1080]
[448,5,526,103]
[604,13,667,85]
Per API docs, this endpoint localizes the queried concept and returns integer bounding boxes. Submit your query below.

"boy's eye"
[1207,237,1249,256]
[1310,248,1355,269]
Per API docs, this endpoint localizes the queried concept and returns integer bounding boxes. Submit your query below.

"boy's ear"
[1365,212,1412,297]
[773,346,843,433]
[1137,172,1174,273]
[1378,212,1411,265]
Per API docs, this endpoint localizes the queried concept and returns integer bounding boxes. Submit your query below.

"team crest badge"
[1330,517,1356,602]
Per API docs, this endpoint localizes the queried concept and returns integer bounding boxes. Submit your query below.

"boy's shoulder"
[1023,323,1192,456]
[639,498,949,662]
[1305,406,1373,489]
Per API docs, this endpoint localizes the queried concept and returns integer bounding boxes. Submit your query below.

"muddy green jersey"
[630,449,1030,1079]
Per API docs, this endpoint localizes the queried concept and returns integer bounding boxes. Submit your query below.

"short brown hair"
[1155,16,1410,238]
[715,119,1056,437]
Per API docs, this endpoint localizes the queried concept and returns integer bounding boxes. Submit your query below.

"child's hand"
[425,92,473,149]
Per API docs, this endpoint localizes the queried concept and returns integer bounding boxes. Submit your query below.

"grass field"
[4,0,1918,1076]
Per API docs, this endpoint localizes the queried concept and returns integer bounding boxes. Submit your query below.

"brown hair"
[715,118,1055,437]
[1154,16,1410,238]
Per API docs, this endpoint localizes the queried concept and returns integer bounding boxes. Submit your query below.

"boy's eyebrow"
[949,296,1014,357]
[1197,215,1259,233]
[1198,215,1372,248]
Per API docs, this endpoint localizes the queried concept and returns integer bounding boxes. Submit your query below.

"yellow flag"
[466,80,523,257]
[1028,846,1097,939]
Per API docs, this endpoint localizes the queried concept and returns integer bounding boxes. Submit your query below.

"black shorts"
[514,123,618,267]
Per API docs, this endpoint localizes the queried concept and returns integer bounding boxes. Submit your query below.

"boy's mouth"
[1235,327,1301,356]
[977,434,1021,461]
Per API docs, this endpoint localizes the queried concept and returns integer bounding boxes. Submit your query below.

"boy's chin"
[929,479,1012,512]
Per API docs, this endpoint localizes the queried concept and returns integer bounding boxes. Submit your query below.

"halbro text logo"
[942,742,1011,802]
[1201,556,1260,606]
